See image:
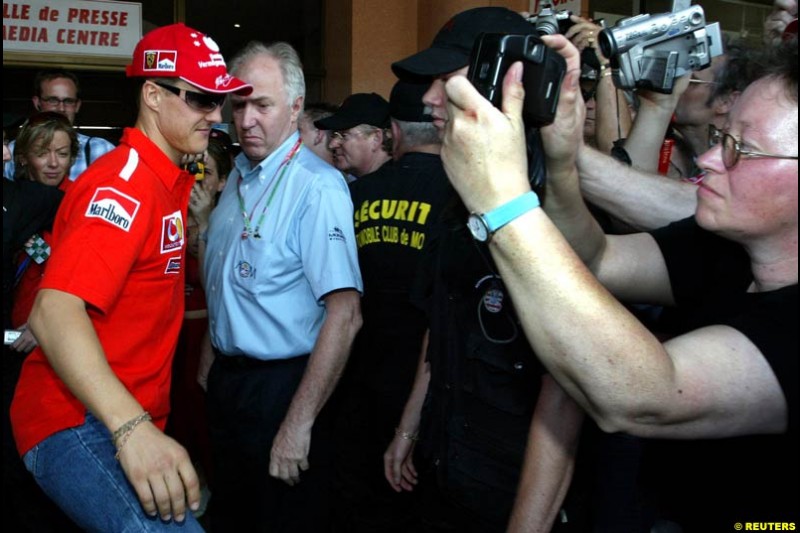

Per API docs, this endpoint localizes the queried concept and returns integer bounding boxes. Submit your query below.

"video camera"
[598,3,723,93]
[467,33,566,127]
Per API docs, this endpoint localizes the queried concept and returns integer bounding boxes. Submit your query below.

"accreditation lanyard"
[236,139,302,240]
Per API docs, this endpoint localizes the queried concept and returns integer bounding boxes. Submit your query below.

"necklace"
[236,139,302,239]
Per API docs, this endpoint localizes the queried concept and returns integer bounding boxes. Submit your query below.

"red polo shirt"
[11,128,195,455]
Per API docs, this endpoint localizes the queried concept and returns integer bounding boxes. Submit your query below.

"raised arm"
[576,145,698,231]
[29,289,200,521]
[563,15,632,154]
[269,289,362,485]
[438,34,788,440]
[622,78,690,173]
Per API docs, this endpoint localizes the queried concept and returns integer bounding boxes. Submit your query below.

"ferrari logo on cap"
[143,50,177,72]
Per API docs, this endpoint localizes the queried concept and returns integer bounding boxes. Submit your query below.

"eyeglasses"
[708,125,798,169]
[688,78,717,86]
[40,96,79,107]
[330,130,353,142]
[330,128,376,142]
[153,82,226,113]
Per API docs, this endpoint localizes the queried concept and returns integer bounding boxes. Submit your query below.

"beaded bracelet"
[395,427,419,442]
[113,411,152,460]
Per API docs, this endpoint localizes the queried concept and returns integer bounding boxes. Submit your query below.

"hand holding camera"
[441,34,584,217]
[467,33,566,128]
[180,152,207,181]
[441,62,532,216]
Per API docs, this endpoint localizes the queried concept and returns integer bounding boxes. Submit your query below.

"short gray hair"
[393,119,440,147]
[228,41,306,106]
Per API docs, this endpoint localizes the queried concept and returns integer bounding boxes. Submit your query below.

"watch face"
[467,214,490,242]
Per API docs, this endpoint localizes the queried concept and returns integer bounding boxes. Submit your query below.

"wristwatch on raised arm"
[466,191,540,242]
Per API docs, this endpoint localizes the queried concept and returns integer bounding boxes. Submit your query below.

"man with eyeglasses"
[4,69,115,183]
[315,92,393,179]
[202,41,363,532]
[10,23,251,531]
[439,32,797,529]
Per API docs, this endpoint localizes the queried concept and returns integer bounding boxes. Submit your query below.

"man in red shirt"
[10,23,251,531]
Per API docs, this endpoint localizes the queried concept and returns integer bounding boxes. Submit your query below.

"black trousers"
[206,353,336,533]
[332,388,422,533]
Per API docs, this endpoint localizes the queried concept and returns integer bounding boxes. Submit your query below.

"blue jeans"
[23,412,204,532]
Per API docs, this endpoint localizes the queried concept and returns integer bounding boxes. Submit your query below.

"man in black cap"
[315,92,392,178]
[392,7,536,135]
[383,8,583,533]
[333,80,452,532]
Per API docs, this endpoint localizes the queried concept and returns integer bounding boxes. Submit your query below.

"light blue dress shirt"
[204,132,363,360]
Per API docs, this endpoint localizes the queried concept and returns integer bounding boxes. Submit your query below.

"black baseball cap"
[389,80,432,122]
[314,93,390,131]
[392,7,535,79]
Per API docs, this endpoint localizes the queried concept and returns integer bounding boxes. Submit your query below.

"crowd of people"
[3,1,797,531]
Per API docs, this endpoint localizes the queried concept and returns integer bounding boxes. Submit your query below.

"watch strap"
[482,191,540,235]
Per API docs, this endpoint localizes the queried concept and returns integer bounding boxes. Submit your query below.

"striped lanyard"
[236,139,302,240]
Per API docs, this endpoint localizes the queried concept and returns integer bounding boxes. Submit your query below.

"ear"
[32,96,42,112]
[390,121,401,153]
[371,129,384,151]
[290,95,305,125]
[714,91,740,116]
[217,176,227,193]
[141,81,162,112]
[313,128,326,146]
[74,99,82,115]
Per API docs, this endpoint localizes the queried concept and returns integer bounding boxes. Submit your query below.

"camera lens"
[535,15,560,36]
[598,29,616,59]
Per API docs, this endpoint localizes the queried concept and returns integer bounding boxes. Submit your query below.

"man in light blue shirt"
[4,69,115,182]
[202,41,363,532]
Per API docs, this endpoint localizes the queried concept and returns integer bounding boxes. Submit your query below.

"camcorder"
[599,3,723,93]
[467,33,566,127]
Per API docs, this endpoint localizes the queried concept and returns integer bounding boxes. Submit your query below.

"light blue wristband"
[467,191,540,242]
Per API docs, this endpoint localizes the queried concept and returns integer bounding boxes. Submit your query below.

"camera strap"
[658,138,675,175]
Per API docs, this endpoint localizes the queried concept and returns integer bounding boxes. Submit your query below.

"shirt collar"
[234,132,301,182]
[120,128,189,190]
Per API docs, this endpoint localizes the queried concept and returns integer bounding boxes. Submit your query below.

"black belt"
[213,347,309,369]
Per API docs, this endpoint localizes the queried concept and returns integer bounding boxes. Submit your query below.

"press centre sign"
[3,0,141,59]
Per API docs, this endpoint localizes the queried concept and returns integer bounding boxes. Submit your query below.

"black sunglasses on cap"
[153,81,226,113]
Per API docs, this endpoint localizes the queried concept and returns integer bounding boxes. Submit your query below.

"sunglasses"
[708,125,798,169]
[580,79,598,102]
[153,82,225,113]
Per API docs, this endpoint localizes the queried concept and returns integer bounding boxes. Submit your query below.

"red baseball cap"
[126,23,252,95]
